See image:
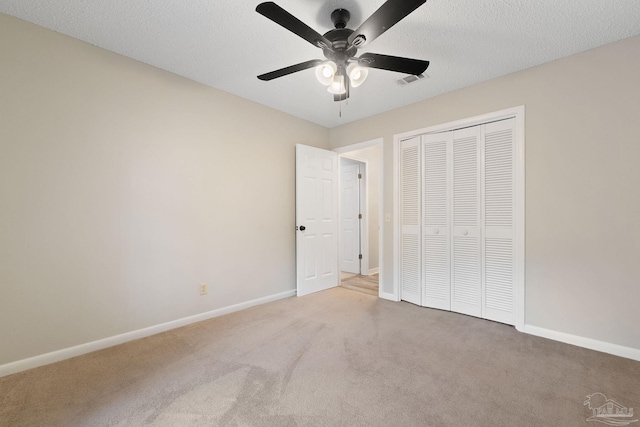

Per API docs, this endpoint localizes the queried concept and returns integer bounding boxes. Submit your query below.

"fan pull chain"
[338,97,349,118]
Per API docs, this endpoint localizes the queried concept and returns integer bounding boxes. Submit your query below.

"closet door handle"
[462,230,468,236]
[434,228,439,234]
[299,225,306,231]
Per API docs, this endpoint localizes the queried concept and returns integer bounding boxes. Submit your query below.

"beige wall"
[330,35,640,350]
[0,13,329,365]
[2,10,638,367]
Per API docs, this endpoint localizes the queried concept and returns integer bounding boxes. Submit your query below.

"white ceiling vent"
[396,73,429,86]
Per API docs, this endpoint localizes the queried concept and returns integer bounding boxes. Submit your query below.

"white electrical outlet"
[385,213,391,223]
[200,283,208,295]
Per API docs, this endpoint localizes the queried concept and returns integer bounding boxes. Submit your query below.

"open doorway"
[335,139,383,297]
[339,157,366,276]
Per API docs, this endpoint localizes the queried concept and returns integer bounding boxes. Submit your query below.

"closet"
[399,117,517,326]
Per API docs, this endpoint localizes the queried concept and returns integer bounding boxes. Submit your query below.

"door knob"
[299,225,306,231]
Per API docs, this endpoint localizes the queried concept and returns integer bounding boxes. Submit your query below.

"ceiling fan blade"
[348,0,426,48]
[358,53,429,75]
[258,59,324,81]
[256,2,332,49]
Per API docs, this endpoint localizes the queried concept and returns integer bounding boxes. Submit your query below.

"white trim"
[393,106,526,319]
[334,139,380,154]
[392,136,401,301]
[367,267,380,275]
[394,106,525,141]
[334,138,384,299]
[377,140,384,299]
[359,160,369,275]
[339,153,367,162]
[380,291,396,302]
[0,289,296,378]
[524,325,640,362]
[357,158,369,276]
[514,107,526,331]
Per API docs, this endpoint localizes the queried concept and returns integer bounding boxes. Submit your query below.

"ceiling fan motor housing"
[330,8,350,29]
[322,28,357,64]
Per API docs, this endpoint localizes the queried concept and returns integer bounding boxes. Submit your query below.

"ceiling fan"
[256,0,430,101]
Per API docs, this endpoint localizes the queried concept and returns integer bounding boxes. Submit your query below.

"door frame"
[334,138,384,298]
[339,157,368,275]
[393,106,525,331]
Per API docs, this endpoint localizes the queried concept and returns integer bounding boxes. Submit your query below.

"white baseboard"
[523,325,640,362]
[367,267,380,275]
[380,291,399,302]
[0,289,296,378]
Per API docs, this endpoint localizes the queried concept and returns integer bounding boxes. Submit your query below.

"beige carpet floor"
[1,287,639,426]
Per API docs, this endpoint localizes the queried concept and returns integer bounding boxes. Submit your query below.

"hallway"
[340,272,379,296]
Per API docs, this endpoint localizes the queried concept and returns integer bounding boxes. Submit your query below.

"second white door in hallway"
[340,157,366,275]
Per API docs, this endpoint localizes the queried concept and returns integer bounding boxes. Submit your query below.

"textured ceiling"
[1,1,639,128]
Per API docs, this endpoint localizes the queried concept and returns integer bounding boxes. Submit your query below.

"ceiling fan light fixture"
[315,61,337,86]
[256,1,431,102]
[327,74,347,95]
[347,63,368,88]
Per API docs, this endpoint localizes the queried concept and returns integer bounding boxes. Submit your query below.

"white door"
[397,118,519,325]
[482,118,516,325]
[451,126,482,318]
[340,158,361,274]
[296,144,339,297]
[399,136,421,305]
[422,132,452,310]
[397,110,522,326]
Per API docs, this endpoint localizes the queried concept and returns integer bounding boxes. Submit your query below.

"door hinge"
[358,254,363,260]
[358,213,362,219]
[358,173,362,179]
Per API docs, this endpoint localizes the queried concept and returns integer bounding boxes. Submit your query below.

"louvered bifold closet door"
[451,126,482,317]
[482,119,516,325]
[421,133,451,310]
[399,137,421,305]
